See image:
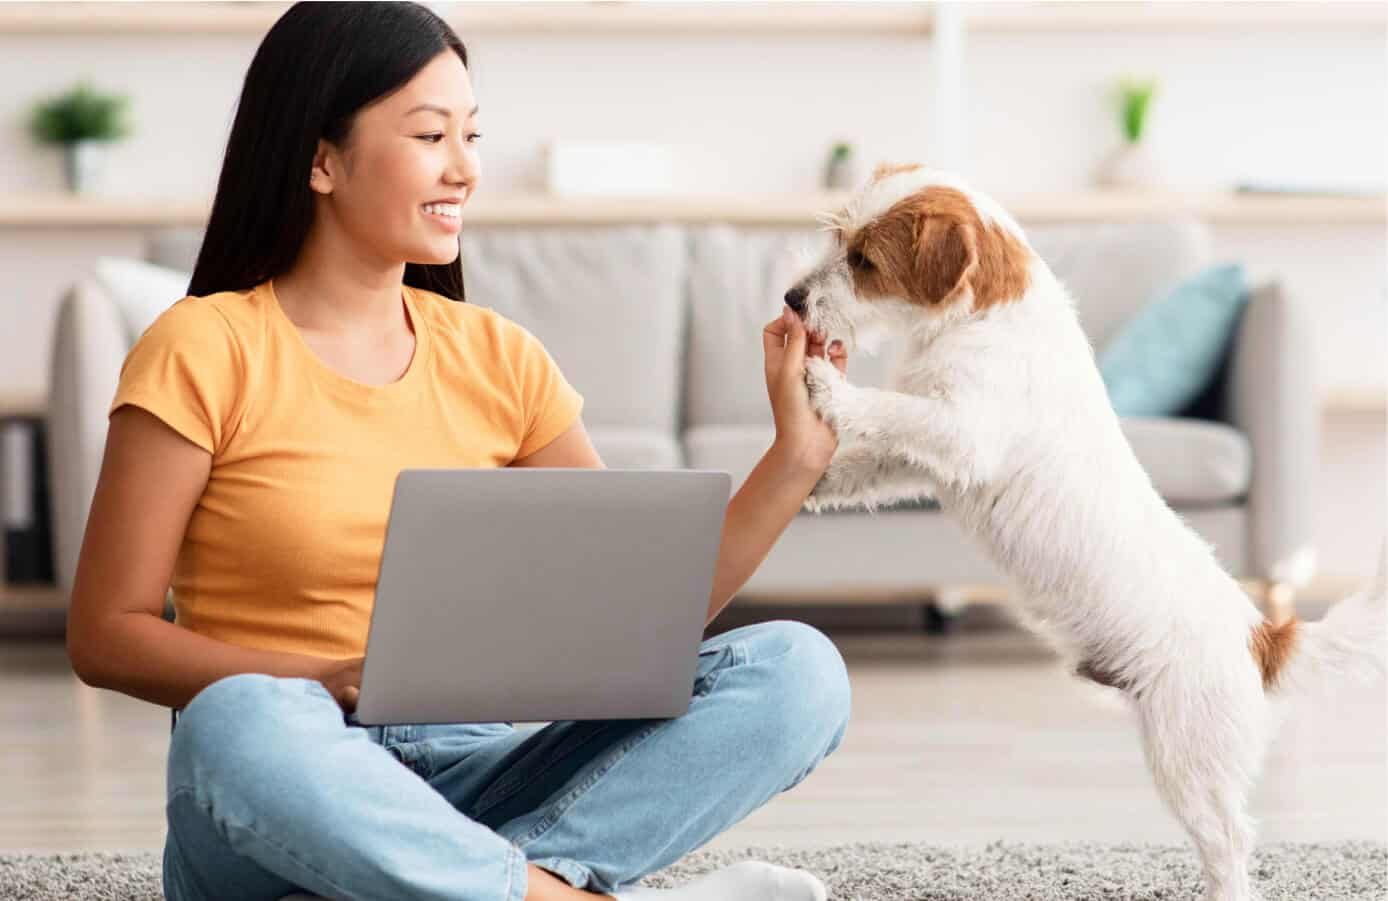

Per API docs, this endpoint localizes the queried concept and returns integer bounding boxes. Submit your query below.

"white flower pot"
[1094,142,1165,190]
[825,155,863,190]
[63,140,107,193]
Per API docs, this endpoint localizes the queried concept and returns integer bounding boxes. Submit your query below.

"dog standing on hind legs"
[787,162,1388,901]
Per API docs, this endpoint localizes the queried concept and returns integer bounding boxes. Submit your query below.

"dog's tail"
[1257,537,1387,697]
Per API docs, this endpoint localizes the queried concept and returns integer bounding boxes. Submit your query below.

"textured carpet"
[2,841,1384,899]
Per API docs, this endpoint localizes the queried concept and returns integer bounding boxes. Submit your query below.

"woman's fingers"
[768,307,841,375]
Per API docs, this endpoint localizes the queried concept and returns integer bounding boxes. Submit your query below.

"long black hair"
[188,2,468,301]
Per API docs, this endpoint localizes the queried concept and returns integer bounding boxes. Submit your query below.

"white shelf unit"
[1322,387,1388,417]
[3,1,1382,419]
[2,191,1384,229]
[1,2,1381,35]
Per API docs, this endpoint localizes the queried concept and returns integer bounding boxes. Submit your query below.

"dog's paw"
[805,355,843,390]
[804,477,836,514]
[803,490,853,515]
[804,356,849,427]
[805,446,873,513]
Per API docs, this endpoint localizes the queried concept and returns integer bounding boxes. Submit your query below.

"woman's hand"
[762,306,849,473]
[316,656,364,714]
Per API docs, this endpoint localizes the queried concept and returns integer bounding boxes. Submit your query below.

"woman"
[65,4,852,900]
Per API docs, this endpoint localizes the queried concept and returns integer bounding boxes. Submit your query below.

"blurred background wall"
[0,1,1383,585]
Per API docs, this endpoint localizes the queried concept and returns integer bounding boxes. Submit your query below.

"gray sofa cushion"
[686,418,1249,506]
[1028,220,1213,351]
[1226,282,1319,583]
[684,227,810,428]
[47,281,132,591]
[1121,417,1252,504]
[461,226,686,434]
[740,504,1249,597]
[587,426,683,469]
[682,423,776,489]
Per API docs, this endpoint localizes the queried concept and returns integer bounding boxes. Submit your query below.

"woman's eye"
[416,132,481,145]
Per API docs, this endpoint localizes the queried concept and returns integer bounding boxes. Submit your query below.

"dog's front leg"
[805,442,935,513]
[804,356,978,493]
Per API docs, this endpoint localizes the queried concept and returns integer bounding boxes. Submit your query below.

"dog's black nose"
[784,286,808,314]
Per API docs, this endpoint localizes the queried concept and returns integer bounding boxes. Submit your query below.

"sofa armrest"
[1226,280,1319,587]
[46,280,129,594]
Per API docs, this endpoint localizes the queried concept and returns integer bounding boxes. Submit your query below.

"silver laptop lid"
[356,468,731,726]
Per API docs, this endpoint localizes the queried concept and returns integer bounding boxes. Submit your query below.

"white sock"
[613,860,827,901]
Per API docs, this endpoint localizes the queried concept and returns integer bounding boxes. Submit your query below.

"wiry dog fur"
[788,163,1388,901]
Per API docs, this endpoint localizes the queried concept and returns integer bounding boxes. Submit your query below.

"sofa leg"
[921,601,954,635]
[922,586,971,635]
[1259,580,1297,625]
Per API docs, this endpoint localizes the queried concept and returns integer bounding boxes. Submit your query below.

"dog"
[786,162,1387,901]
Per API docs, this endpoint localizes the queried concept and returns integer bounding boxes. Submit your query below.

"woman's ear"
[308,139,336,195]
[911,211,976,307]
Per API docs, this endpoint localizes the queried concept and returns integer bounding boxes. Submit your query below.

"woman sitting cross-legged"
[65,4,853,900]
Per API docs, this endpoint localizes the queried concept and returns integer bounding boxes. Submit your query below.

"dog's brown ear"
[911,212,976,306]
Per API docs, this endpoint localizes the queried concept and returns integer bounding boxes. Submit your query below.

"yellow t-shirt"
[109,279,584,660]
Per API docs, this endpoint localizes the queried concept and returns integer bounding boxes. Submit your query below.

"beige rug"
[2,840,1385,899]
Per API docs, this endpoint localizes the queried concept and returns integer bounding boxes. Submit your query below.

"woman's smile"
[421,200,462,232]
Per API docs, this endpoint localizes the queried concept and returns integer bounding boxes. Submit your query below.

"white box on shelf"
[545,141,675,196]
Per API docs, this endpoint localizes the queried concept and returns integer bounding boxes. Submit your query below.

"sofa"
[46,219,1317,620]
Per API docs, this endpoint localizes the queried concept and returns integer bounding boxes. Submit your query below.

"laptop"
[354,468,731,726]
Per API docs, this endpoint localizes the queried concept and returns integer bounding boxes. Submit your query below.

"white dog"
[788,163,1387,901]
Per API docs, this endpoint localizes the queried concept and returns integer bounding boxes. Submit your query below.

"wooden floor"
[1,606,1384,854]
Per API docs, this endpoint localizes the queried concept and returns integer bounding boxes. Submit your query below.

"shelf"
[995,191,1385,226]
[0,2,934,36]
[2,191,1383,229]
[0,390,46,419]
[446,2,937,36]
[0,1,1380,36]
[0,585,65,638]
[0,195,212,228]
[1324,386,1388,417]
[0,1,287,34]
[6,382,1376,416]
[0,585,63,613]
[964,1,1385,33]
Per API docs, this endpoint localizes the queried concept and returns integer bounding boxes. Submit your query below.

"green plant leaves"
[29,80,131,144]
[1116,77,1158,144]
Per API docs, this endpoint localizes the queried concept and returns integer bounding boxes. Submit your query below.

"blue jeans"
[162,620,852,901]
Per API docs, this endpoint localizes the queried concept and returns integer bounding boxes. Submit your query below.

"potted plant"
[1095,77,1165,190]
[29,81,131,193]
[823,141,860,190]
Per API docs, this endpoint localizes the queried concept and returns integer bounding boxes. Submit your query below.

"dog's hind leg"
[1134,671,1270,901]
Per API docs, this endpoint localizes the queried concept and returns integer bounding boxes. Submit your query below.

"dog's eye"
[846,249,873,271]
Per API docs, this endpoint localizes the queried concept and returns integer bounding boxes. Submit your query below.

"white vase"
[62,140,106,193]
[825,154,863,190]
[1094,142,1165,190]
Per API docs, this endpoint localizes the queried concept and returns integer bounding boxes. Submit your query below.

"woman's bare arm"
[66,406,339,710]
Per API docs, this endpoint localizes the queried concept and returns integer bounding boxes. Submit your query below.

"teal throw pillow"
[1099,263,1250,417]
